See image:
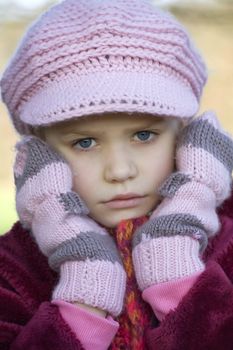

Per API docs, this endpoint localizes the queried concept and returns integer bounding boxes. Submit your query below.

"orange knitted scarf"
[108,217,156,350]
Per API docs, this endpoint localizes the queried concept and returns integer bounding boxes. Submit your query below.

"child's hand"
[173,110,233,206]
[132,111,233,291]
[13,136,126,317]
[14,135,88,229]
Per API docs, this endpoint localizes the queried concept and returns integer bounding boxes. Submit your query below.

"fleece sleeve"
[145,261,233,350]
[0,298,84,350]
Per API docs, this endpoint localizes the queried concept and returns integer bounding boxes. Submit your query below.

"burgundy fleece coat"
[1,191,233,349]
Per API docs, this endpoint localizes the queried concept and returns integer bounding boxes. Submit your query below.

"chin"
[97,209,152,229]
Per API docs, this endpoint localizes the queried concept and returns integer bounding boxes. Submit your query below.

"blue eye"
[73,138,95,150]
[136,131,153,141]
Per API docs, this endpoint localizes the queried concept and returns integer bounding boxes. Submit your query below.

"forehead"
[45,112,171,134]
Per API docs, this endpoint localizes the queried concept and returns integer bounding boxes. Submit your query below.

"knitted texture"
[132,111,233,291]
[108,217,155,350]
[13,136,126,317]
[0,0,207,135]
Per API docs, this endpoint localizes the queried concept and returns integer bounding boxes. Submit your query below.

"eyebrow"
[59,119,167,137]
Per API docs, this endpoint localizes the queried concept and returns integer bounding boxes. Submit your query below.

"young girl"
[1,0,233,349]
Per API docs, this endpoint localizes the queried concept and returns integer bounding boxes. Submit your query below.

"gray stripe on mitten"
[49,231,124,272]
[158,172,191,198]
[132,213,208,253]
[15,137,66,191]
[59,192,90,216]
[178,117,233,172]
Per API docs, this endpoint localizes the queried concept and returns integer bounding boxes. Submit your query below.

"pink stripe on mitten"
[53,260,126,317]
[153,181,219,238]
[133,235,204,290]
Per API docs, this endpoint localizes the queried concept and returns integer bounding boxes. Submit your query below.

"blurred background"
[0,0,233,234]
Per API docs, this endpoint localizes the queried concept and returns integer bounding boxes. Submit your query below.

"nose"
[104,146,138,183]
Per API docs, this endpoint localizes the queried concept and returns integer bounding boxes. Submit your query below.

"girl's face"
[39,113,181,228]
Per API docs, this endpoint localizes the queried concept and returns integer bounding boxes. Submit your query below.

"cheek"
[145,137,176,187]
[70,160,99,204]
[159,144,176,173]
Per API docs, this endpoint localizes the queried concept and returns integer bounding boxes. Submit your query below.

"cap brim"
[20,70,198,128]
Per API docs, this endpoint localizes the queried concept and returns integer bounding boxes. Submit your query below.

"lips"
[104,193,146,209]
[108,193,144,201]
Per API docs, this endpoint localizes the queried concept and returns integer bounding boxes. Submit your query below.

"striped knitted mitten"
[13,136,126,317]
[132,111,233,291]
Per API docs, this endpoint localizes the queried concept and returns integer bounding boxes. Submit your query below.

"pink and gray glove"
[13,136,126,317]
[132,111,233,292]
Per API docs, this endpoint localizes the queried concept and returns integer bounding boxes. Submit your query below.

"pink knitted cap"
[1,0,207,135]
